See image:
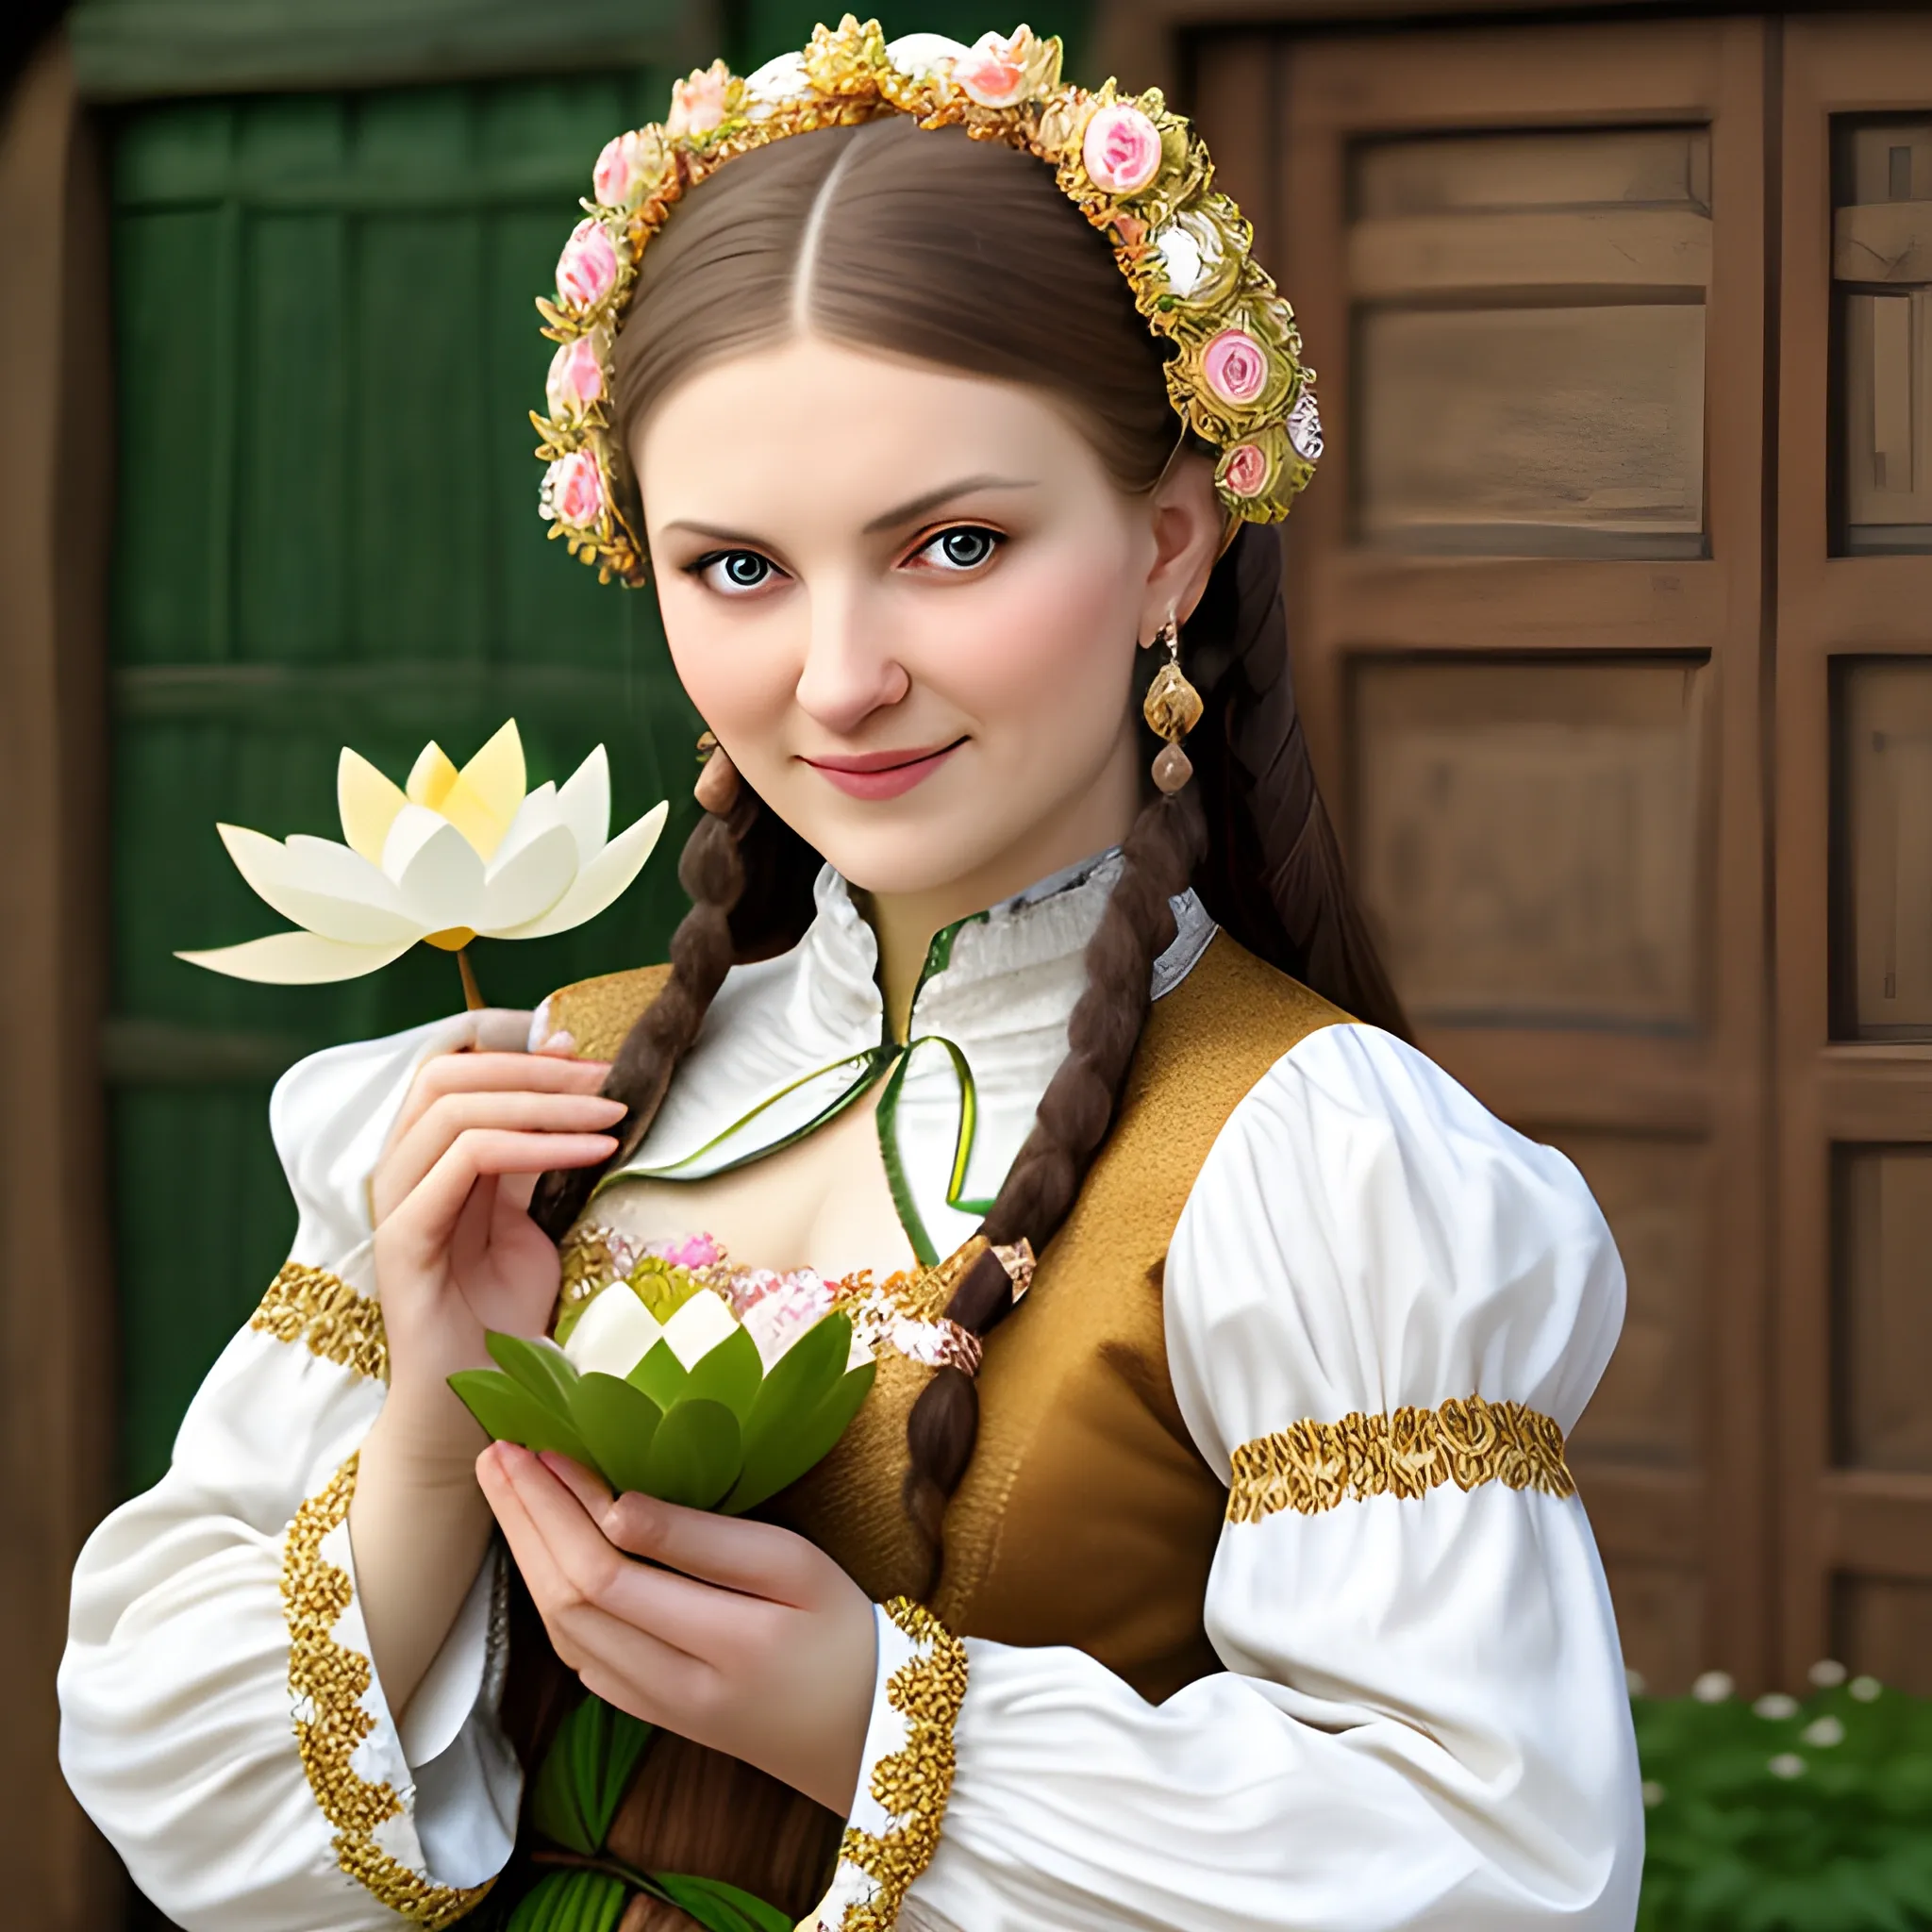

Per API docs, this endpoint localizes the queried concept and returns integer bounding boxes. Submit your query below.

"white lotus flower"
[177,719,667,984]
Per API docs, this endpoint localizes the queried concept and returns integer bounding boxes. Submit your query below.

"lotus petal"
[337,748,408,865]
[626,1339,689,1413]
[570,1373,664,1495]
[726,1360,876,1514]
[457,720,527,849]
[643,1398,739,1509]
[215,824,421,944]
[683,1324,762,1421]
[741,1313,854,1461]
[662,1289,741,1370]
[497,800,668,940]
[175,930,415,984]
[479,821,577,933]
[408,738,512,860]
[488,781,561,869]
[555,745,612,859]
[562,1288,664,1380]
[486,1331,580,1414]
[385,808,488,928]
[448,1368,592,1464]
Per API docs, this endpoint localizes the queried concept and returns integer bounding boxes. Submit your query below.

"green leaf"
[741,1312,853,1458]
[569,1373,664,1496]
[626,1338,691,1413]
[448,1370,593,1465]
[530,1693,657,1856]
[683,1323,764,1420]
[653,1871,795,1932]
[644,1397,741,1508]
[725,1359,875,1514]
[505,1869,627,1932]
[487,1331,581,1412]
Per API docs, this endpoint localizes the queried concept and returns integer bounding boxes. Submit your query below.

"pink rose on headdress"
[953,30,1028,107]
[545,337,605,416]
[593,128,661,210]
[555,218,618,310]
[667,62,730,139]
[544,451,606,530]
[1082,103,1163,196]
[1203,327,1268,406]
[1221,441,1271,500]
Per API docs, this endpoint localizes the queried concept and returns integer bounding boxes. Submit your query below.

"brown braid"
[901,786,1207,1591]
[531,787,758,1241]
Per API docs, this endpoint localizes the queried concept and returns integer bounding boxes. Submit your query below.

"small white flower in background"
[1691,1670,1735,1703]
[1754,1692,1800,1720]
[1767,1753,1807,1779]
[177,720,667,984]
[1850,1675,1883,1702]
[1808,1658,1848,1688]
[1625,1668,1648,1696]
[1641,1780,1666,1808]
[1802,1715,1845,1747]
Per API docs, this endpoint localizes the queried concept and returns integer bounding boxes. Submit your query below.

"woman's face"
[636,337,1220,910]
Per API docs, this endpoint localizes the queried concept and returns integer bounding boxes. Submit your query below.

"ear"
[1139,451,1224,644]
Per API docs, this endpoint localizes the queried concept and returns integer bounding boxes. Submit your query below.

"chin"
[808,822,1013,900]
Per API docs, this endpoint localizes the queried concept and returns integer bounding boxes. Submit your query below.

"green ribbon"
[607,910,994,1262]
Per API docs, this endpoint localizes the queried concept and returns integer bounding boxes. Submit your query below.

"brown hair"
[533,114,1406,1594]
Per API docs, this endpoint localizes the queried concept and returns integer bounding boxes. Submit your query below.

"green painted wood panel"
[108,75,701,1492]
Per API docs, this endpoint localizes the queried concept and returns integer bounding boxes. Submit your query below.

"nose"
[791,581,910,735]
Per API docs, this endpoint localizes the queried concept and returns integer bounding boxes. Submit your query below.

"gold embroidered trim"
[1226,1394,1576,1523]
[282,1456,491,1927]
[835,1596,969,1932]
[252,1262,389,1384]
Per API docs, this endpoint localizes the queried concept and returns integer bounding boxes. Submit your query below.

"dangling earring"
[693,728,741,814]
[1141,611,1203,793]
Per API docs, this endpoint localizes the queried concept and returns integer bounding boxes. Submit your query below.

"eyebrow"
[658,475,1037,548]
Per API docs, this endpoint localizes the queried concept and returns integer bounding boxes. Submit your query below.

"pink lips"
[801,740,964,801]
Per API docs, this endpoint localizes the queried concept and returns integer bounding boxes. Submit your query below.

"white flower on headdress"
[177,722,667,984]
[950,26,1056,108]
[667,61,731,138]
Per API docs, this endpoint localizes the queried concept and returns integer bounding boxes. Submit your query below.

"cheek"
[655,577,797,738]
[919,540,1138,724]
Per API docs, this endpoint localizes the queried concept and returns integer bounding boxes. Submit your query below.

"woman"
[60,25,1642,1932]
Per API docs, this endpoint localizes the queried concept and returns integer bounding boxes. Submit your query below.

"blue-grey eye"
[918,525,1001,572]
[697,549,777,593]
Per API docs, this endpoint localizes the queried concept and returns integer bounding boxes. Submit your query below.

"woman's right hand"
[370,1042,627,1425]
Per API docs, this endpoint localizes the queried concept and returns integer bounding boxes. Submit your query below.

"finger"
[594,1489,824,1607]
[499,1449,773,1657]
[388,1051,612,1159]
[384,1129,617,1264]
[379,1091,625,1219]
[538,1450,615,1519]
[481,1447,712,1683]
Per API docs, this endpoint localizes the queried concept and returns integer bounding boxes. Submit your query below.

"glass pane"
[1834,1145,1932,1474]
[1352,656,1707,1030]
[1835,118,1932,553]
[1835,659,1932,1039]
[1351,128,1710,558]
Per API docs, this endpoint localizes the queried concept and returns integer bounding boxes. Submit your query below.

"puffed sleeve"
[814,1023,1643,1932]
[58,1009,530,1932]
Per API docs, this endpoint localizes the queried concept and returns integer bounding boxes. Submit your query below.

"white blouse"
[58,858,1643,1932]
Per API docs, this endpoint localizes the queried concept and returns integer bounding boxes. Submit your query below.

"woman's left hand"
[477,1441,877,1814]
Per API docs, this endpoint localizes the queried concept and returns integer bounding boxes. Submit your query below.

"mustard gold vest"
[533,935,1341,1924]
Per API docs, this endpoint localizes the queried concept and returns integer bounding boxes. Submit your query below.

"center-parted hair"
[534,115,1406,1595]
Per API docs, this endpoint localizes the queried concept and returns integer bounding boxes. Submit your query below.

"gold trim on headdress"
[532,17,1323,585]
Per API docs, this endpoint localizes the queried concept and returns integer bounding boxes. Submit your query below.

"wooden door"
[1777,17,1932,1697]
[1195,18,1773,1691]
[105,74,700,1495]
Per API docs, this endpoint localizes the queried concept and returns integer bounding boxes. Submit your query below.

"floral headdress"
[534,17,1324,585]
